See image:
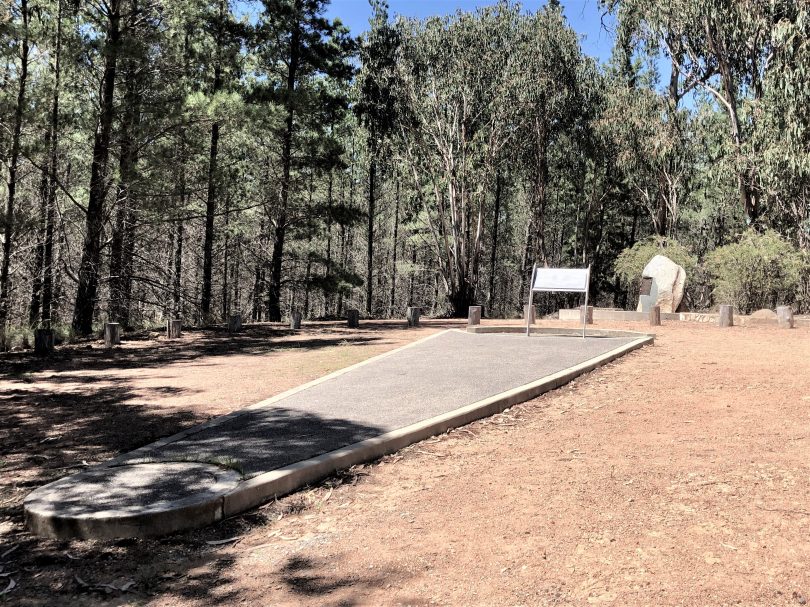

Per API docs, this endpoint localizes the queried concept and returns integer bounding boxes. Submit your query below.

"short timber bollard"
[580,305,594,325]
[406,307,420,328]
[290,311,302,330]
[524,304,536,325]
[167,319,182,339]
[228,314,242,333]
[776,306,794,329]
[649,305,661,326]
[347,309,360,328]
[718,304,734,328]
[468,306,482,326]
[104,323,121,348]
[34,329,55,355]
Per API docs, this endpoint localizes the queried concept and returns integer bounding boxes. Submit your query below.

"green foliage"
[705,230,803,314]
[615,236,697,288]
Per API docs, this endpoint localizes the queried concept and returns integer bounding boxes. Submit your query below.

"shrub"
[706,229,803,314]
[615,237,698,287]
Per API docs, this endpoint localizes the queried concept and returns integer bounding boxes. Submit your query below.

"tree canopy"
[1,0,809,347]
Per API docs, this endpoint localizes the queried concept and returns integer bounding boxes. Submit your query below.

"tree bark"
[366,148,376,315]
[487,172,502,315]
[388,176,400,316]
[173,219,184,317]
[267,16,299,323]
[201,0,227,321]
[72,0,121,335]
[221,194,230,319]
[110,58,141,326]
[30,131,50,326]
[0,0,31,333]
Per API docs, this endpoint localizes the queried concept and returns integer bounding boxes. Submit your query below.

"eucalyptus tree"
[758,3,810,249]
[394,3,523,316]
[512,3,591,282]
[603,0,788,226]
[254,0,355,322]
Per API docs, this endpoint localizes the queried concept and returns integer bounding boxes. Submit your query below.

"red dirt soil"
[1,319,809,606]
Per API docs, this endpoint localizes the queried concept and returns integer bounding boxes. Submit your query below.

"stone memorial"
[637,254,686,314]
[406,307,420,328]
[347,309,360,328]
[228,314,242,333]
[649,305,661,326]
[468,306,482,326]
[524,304,536,325]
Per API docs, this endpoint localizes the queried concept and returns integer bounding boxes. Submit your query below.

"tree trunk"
[324,171,334,315]
[366,147,376,315]
[201,120,220,320]
[201,0,227,321]
[30,132,50,326]
[703,17,757,224]
[267,21,299,323]
[0,0,30,333]
[221,194,230,319]
[408,244,416,306]
[109,59,140,326]
[487,172,502,315]
[388,176,400,316]
[173,219,184,317]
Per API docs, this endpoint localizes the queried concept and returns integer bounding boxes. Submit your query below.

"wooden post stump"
[167,319,182,339]
[104,323,121,348]
[468,306,482,326]
[228,314,242,333]
[347,309,360,328]
[649,305,661,326]
[34,329,55,355]
[406,307,420,328]
[776,306,794,329]
[524,305,536,325]
[290,311,302,330]
[718,304,734,328]
[580,305,594,325]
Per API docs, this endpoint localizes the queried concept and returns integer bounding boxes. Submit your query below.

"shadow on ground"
[0,322,391,377]
[0,321,454,605]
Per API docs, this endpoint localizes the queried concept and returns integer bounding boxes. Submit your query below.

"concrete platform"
[24,329,652,539]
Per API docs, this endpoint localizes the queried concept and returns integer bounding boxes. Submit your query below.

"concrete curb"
[467,325,652,339]
[25,330,652,539]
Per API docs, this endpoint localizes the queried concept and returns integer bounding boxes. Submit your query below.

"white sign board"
[527,265,591,338]
[532,268,590,293]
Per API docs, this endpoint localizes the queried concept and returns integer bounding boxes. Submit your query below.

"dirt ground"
[1,319,809,606]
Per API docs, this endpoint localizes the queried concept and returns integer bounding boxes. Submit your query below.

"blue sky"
[324,0,618,64]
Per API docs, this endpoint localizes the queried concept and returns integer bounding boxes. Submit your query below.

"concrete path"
[24,329,651,539]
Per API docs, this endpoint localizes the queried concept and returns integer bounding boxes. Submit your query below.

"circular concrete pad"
[24,462,241,540]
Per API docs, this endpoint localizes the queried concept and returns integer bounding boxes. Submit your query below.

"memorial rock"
[637,254,686,314]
